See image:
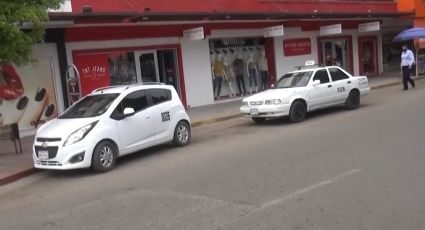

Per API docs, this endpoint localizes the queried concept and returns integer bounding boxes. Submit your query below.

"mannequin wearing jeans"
[233,52,246,95]
[258,50,269,91]
[212,54,227,100]
[224,51,236,97]
[247,53,258,94]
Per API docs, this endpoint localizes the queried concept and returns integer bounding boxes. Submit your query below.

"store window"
[319,37,352,73]
[74,48,182,99]
[209,37,270,100]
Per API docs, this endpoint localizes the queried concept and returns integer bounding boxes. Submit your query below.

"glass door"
[319,37,352,73]
[135,51,160,83]
[157,49,181,95]
[358,37,378,76]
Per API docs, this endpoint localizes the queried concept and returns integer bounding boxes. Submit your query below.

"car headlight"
[63,121,98,147]
[265,99,282,105]
[242,101,248,106]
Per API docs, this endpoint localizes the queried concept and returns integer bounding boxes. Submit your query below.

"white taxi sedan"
[240,65,370,123]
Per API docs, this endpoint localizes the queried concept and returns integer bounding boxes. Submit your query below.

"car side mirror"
[312,80,321,86]
[123,107,135,116]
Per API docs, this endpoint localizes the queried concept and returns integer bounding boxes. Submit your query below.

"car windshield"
[275,71,313,88]
[59,94,119,119]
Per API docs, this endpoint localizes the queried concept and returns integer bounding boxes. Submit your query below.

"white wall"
[180,38,214,107]
[32,43,64,114]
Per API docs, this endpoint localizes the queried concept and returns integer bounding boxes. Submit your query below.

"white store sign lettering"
[263,25,284,38]
[183,27,205,40]
[358,21,380,33]
[320,24,342,35]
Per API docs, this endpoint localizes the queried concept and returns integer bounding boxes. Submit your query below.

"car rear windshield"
[59,94,119,119]
[275,71,313,88]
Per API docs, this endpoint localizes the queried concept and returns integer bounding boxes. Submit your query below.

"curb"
[191,114,241,127]
[0,168,38,186]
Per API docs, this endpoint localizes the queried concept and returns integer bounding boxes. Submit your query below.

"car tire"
[346,90,360,110]
[252,117,266,123]
[289,101,306,123]
[173,121,191,146]
[92,141,117,173]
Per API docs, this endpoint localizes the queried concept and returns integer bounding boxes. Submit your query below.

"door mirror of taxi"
[123,107,135,116]
[312,80,321,86]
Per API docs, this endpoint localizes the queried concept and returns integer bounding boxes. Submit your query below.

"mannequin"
[224,50,236,97]
[212,53,227,100]
[233,51,246,95]
[258,50,269,91]
[246,52,258,94]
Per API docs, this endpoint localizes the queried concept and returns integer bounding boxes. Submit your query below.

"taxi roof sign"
[305,60,315,66]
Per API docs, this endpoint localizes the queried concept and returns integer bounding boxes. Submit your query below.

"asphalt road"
[1,80,425,230]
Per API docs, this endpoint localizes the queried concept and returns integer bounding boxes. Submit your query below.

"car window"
[275,71,313,88]
[329,68,350,81]
[149,89,172,105]
[115,90,149,114]
[60,94,119,119]
[312,69,330,84]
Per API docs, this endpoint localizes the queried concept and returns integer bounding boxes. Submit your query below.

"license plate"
[38,151,49,160]
[250,109,259,116]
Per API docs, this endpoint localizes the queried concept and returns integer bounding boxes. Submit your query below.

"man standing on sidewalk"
[401,44,416,90]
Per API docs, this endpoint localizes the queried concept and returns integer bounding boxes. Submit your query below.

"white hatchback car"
[240,66,370,123]
[33,84,191,172]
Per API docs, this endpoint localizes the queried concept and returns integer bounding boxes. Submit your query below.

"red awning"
[70,0,398,14]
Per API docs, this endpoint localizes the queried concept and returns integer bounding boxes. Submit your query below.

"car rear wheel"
[252,117,266,123]
[173,121,191,146]
[92,141,117,173]
[289,101,306,122]
[346,90,360,110]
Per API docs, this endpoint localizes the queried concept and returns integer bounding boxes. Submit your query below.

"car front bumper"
[33,138,95,170]
[240,104,291,118]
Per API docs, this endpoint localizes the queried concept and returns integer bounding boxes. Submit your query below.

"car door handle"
[328,85,332,88]
[347,81,351,84]
[145,115,151,119]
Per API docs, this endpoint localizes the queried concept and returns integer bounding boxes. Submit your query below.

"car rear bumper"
[360,87,370,97]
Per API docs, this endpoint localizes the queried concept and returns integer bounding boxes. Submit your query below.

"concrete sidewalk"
[0,73,421,186]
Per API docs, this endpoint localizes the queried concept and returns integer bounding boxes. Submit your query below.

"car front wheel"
[289,101,306,122]
[92,141,117,173]
[173,121,191,146]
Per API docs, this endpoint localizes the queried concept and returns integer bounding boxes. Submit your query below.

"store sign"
[358,21,380,33]
[210,38,264,48]
[73,53,111,96]
[183,27,204,40]
[263,25,284,38]
[320,24,342,35]
[283,38,311,56]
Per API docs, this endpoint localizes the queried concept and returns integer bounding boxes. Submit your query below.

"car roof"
[90,83,175,95]
[288,65,341,74]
